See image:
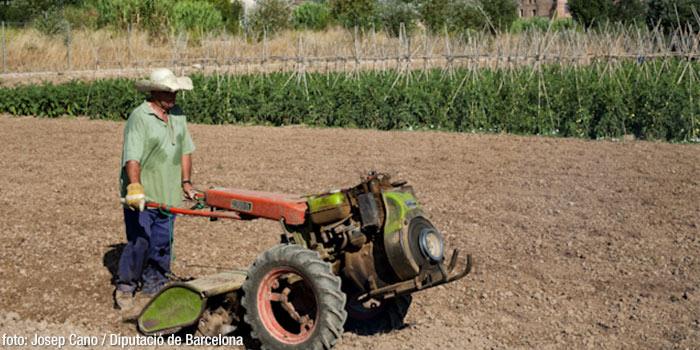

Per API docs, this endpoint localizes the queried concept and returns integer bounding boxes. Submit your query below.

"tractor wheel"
[343,284,412,335]
[241,244,347,350]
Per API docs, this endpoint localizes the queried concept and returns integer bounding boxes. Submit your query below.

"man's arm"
[181,153,195,199]
[125,160,141,184]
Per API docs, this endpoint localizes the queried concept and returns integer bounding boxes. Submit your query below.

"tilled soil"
[0,115,698,349]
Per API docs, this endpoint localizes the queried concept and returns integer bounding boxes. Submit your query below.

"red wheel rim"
[257,267,318,344]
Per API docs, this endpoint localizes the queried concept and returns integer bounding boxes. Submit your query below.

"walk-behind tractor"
[137,172,472,349]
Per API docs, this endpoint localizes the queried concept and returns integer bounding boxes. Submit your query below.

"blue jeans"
[116,208,174,294]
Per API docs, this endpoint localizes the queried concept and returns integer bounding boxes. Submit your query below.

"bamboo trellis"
[2,22,700,78]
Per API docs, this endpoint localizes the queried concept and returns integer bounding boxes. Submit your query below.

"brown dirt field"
[0,115,698,349]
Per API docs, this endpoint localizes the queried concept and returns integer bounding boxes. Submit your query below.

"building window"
[520,9,524,18]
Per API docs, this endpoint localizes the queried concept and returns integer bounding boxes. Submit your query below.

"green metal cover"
[383,191,421,236]
[383,190,424,280]
[307,192,346,213]
[138,285,204,335]
[137,270,248,335]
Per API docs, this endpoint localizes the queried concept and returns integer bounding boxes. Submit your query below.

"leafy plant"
[647,0,700,30]
[62,5,100,30]
[511,17,575,33]
[32,9,67,36]
[208,0,244,32]
[446,0,486,32]
[171,0,224,37]
[94,0,171,37]
[480,0,518,30]
[293,1,332,31]
[247,0,292,35]
[569,0,613,28]
[329,0,376,29]
[511,17,550,33]
[418,0,450,33]
[1,60,698,142]
[376,0,420,37]
[612,0,647,25]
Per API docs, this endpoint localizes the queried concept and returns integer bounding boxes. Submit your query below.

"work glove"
[124,183,146,211]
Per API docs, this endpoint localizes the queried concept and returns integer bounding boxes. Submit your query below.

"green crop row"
[1,59,699,141]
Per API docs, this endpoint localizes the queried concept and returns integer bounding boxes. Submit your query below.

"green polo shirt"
[120,101,195,207]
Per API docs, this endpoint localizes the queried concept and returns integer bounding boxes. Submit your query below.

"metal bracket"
[362,248,472,300]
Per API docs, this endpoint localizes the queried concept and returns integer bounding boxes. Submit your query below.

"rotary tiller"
[137,172,472,349]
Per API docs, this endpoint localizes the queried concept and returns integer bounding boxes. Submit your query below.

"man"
[116,68,197,310]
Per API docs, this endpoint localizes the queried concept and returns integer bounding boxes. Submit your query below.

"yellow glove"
[125,183,146,211]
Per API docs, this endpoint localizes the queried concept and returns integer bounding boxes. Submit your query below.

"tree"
[647,0,700,30]
[480,0,518,30]
[418,0,450,33]
[293,1,332,30]
[1,0,82,21]
[208,0,244,31]
[446,0,486,32]
[329,0,376,29]
[248,0,292,35]
[612,0,647,25]
[569,0,613,28]
[376,0,420,36]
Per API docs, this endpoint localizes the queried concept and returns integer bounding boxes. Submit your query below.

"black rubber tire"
[241,244,347,350]
[343,284,412,335]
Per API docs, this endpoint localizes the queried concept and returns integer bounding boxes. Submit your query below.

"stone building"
[518,0,571,19]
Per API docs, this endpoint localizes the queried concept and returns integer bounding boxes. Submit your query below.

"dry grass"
[0,23,698,77]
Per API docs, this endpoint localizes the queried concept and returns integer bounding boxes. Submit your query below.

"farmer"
[115,68,196,310]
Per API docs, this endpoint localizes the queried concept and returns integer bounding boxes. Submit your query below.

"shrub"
[418,0,450,33]
[511,17,574,33]
[446,0,486,32]
[247,0,292,35]
[1,0,80,22]
[171,0,224,35]
[0,2,33,22]
[208,0,244,32]
[551,18,574,31]
[94,0,171,37]
[612,0,647,24]
[293,1,332,31]
[329,0,375,29]
[63,5,100,30]
[647,0,700,30]
[31,9,67,36]
[511,17,549,33]
[376,0,420,37]
[569,0,613,28]
[480,0,518,30]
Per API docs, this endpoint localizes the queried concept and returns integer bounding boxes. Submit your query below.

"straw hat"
[133,68,193,92]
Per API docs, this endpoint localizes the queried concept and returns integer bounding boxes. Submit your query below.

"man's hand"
[125,183,146,211]
[182,181,196,200]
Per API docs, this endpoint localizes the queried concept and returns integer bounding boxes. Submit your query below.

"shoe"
[115,290,134,311]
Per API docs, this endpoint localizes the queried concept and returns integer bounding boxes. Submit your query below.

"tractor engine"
[284,172,457,334]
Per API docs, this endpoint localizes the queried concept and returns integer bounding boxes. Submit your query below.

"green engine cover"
[383,190,421,235]
[382,190,425,280]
